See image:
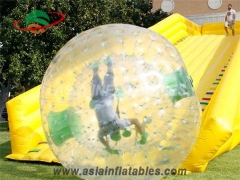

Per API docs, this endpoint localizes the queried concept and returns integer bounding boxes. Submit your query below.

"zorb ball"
[40,24,201,180]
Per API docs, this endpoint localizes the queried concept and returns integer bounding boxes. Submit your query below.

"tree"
[126,0,170,28]
[0,0,170,110]
[0,0,18,113]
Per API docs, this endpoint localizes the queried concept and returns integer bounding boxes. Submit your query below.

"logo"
[13,10,65,34]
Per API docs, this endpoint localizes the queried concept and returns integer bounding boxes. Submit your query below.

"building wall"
[187,12,240,25]
[153,0,240,16]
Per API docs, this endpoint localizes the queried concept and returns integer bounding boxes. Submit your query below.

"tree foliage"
[0,0,170,109]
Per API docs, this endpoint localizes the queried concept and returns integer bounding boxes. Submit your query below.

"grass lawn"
[0,122,239,180]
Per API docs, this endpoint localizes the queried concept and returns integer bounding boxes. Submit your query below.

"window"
[161,0,175,13]
[208,0,222,10]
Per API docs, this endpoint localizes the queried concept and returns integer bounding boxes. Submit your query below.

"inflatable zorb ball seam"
[40,24,201,180]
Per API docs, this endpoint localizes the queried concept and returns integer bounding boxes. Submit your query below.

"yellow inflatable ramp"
[6,85,59,163]
[180,36,240,171]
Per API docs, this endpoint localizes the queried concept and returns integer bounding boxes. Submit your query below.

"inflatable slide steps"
[176,35,238,100]
[200,53,233,111]
[173,36,189,46]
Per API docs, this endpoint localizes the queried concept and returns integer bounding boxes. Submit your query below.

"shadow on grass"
[0,122,11,160]
[0,140,11,159]
[0,121,9,132]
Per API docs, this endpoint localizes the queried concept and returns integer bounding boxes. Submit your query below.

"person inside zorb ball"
[40,24,201,180]
[90,56,148,154]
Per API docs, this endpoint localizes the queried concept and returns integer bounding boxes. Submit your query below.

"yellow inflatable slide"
[6,13,240,172]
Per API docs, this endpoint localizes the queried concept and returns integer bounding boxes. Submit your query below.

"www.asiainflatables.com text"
[53,166,187,176]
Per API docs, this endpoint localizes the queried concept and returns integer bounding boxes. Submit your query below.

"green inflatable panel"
[163,67,194,103]
[48,107,82,147]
